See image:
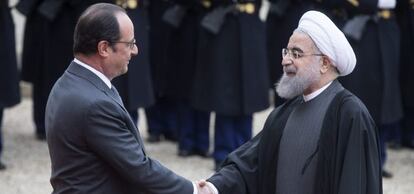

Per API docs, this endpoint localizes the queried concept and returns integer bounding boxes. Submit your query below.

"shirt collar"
[73,58,112,89]
[303,81,333,102]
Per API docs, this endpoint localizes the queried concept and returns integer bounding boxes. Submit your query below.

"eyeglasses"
[111,39,136,49]
[282,48,324,59]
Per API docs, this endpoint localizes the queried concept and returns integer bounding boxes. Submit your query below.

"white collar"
[303,81,333,102]
[74,58,112,89]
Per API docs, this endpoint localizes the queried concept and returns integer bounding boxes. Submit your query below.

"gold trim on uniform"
[116,0,138,9]
[347,0,359,7]
[127,0,138,9]
[236,3,255,14]
[116,0,127,8]
[245,3,255,14]
[201,0,211,8]
[378,10,391,19]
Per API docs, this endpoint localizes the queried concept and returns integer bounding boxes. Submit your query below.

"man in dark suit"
[45,3,203,193]
[16,0,113,140]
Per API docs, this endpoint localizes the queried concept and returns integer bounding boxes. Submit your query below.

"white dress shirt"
[303,81,333,102]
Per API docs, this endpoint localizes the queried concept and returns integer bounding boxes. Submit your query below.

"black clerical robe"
[208,81,382,194]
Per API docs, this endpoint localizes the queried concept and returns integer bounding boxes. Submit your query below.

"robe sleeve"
[336,97,382,194]
[207,132,262,194]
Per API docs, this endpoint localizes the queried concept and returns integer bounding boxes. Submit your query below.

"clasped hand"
[195,180,215,194]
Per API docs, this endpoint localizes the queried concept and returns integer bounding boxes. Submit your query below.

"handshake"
[194,180,217,194]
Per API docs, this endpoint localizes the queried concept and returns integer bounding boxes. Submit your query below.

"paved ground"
[0,97,413,194]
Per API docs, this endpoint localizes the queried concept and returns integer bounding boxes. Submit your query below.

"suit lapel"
[67,62,126,111]
[67,62,146,152]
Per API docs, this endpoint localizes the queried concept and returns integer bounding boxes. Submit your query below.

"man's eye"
[293,51,300,58]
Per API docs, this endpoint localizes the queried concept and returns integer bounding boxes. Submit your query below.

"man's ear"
[320,56,330,74]
[97,40,111,57]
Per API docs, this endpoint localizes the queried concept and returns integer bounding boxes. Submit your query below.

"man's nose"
[281,56,293,67]
[131,44,138,56]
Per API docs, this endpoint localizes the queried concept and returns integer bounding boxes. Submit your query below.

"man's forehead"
[287,32,314,50]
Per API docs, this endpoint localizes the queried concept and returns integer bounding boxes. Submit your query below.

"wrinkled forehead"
[287,32,317,52]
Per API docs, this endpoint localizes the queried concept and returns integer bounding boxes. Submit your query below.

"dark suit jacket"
[45,61,193,194]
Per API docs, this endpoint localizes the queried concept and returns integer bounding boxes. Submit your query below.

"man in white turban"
[195,10,382,194]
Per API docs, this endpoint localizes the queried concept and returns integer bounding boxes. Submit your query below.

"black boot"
[0,160,6,170]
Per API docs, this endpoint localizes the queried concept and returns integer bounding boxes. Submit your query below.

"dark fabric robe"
[0,0,20,108]
[317,0,404,125]
[208,81,382,194]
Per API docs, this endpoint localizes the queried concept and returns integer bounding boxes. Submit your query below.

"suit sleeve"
[336,98,382,194]
[84,100,193,194]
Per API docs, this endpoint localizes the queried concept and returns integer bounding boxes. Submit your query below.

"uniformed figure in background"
[0,0,21,170]
[146,0,180,143]
[162,0,211,157]
[266,0,315,107]
[16,0,106,140]
[396,0,414,149]
[316,0,402,178]
[192,0,269,169]
[112,0,155,125]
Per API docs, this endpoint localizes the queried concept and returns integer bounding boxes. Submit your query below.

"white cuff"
[193,182,198,194]
[378,0,396,9]
[206,182,219,194]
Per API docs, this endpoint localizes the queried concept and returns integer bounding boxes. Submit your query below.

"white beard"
[276,62,321,99]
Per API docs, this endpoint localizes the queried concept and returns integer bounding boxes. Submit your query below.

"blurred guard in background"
[112,0,155,125]
[163,0,211,157]
[0,0,21,170]
[192,0,269,169]
[146,0,180,143]
[396,0,414,149]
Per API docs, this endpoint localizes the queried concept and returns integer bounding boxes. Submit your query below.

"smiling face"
[102,12,138,79]
[276,32,323,99]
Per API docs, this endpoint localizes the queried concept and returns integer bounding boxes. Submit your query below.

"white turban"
[297,11,356,76]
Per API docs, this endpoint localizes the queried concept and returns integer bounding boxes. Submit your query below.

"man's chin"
[122,66,128,74]
[276,85,295,100]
